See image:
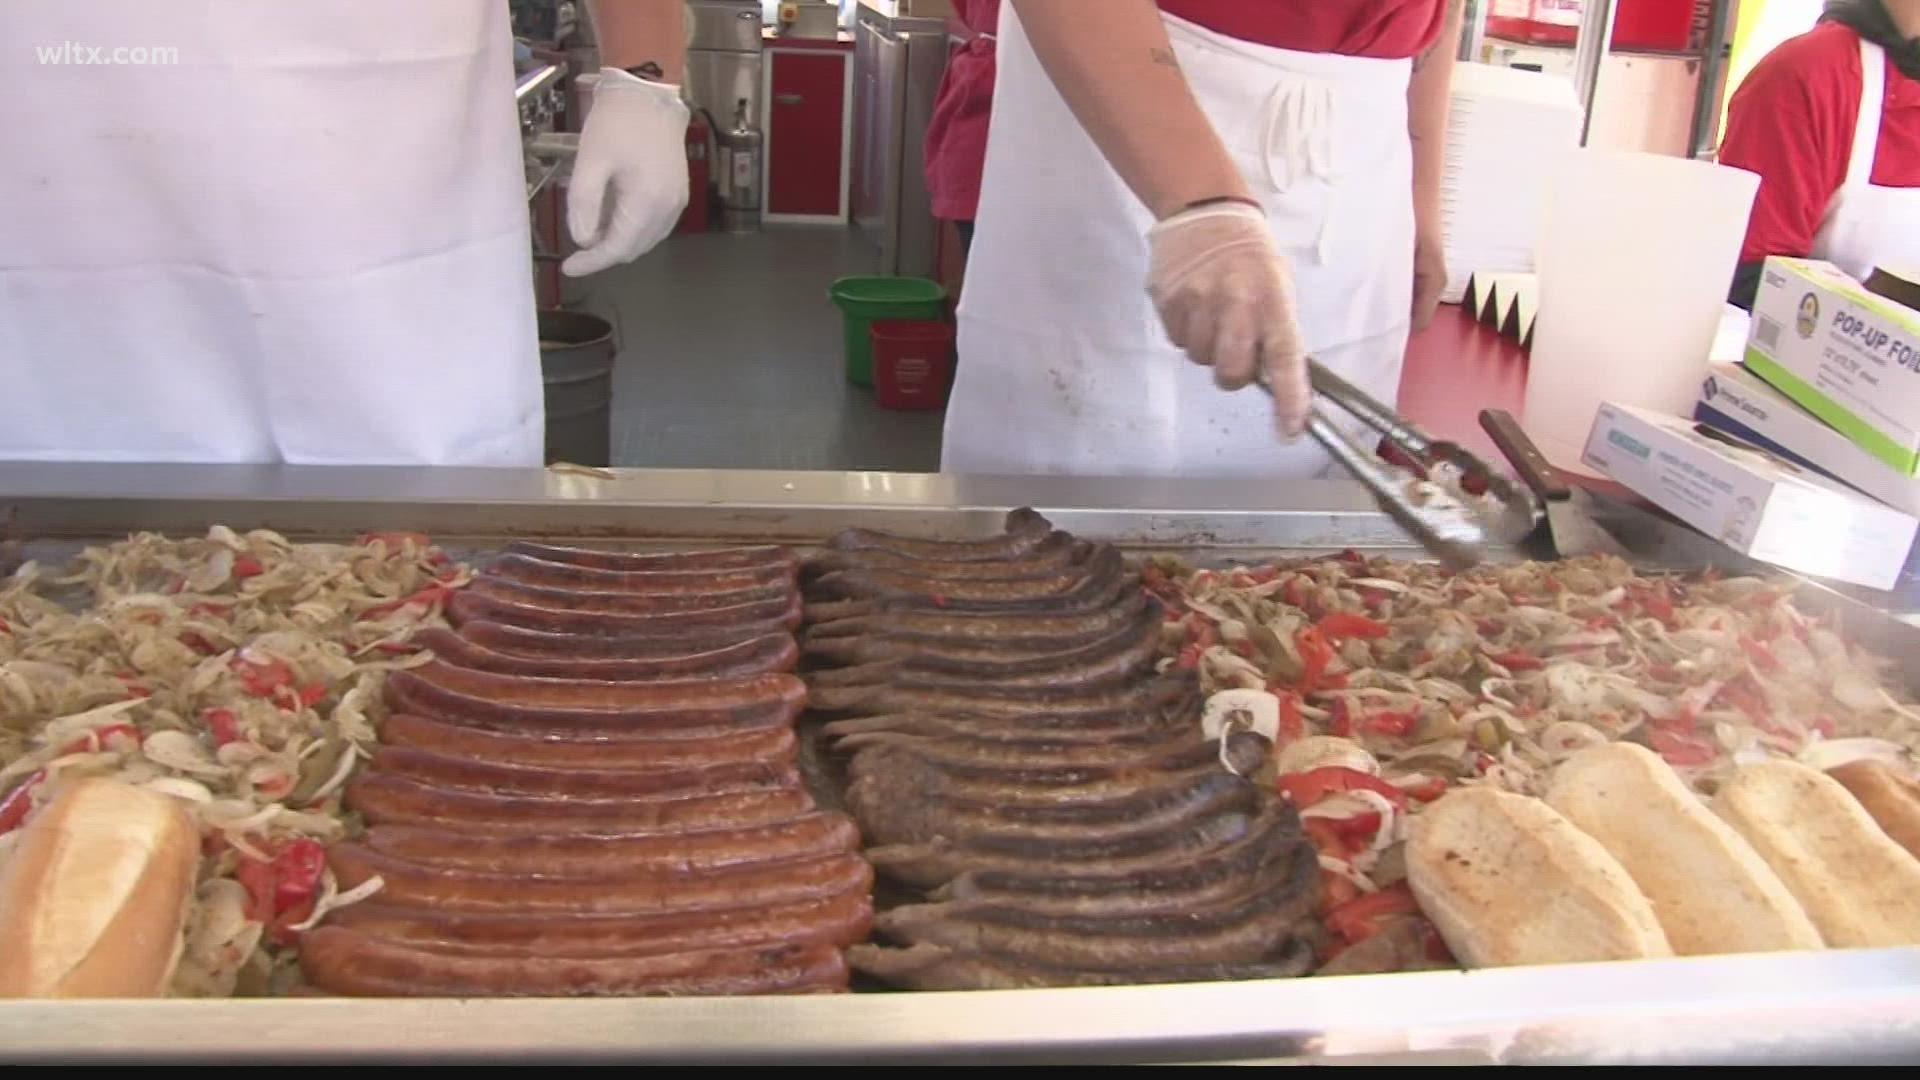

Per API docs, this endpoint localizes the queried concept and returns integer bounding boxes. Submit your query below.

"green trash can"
[829,276,948,386]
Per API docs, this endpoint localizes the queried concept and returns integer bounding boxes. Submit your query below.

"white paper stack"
[1438,62,1584,304]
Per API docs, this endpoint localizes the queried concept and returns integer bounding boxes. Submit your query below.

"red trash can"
[870,319,955,410]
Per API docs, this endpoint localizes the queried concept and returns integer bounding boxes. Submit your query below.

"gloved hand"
[562,68,692,278]
[1147,201,1311,437]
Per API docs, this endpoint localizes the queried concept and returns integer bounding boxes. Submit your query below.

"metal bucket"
[538,308,617,467]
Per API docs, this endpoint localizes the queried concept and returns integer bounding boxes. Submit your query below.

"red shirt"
[1158,0,1447,59]
[924,0,1000,222]
[1718,21,1920,265]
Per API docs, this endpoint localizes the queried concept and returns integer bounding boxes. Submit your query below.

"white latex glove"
[562,68,692,278]
[1147,202,1310,437]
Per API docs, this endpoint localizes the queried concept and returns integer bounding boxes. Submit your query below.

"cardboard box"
[1582,401,1918,591]
[1695,361,1920,517]
[1743,257,1920,475]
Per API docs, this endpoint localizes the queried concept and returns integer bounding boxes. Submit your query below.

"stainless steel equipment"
[688,1,767,143]
[3,461,1920,1064]
[715,97,765,231]
[776,0,845,39]
[851,0,952,279]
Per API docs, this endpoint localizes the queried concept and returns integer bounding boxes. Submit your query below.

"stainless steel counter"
[3,461,1919,1065]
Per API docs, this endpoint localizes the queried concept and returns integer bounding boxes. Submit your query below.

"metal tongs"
[1257,361,1539,570]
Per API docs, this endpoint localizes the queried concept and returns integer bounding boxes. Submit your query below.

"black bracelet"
[624,61,666,82]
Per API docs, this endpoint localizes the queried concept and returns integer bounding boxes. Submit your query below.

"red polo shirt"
[1159,0,1448,59]
[1718,21,1920,265]
[924,0,1000,222]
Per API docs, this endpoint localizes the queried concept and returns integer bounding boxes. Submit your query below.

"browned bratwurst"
[365,746,799,801]
[505,540,799,574]
[300,927,848,997]
[327,844,874,916]
[414,626,798,681]
[446,589,800,638]
[358,813,860,877]
[383,669,804,735]
[863,806,1260,889]
[466,575,792,615]
[804,530,1085,580]
[801,602,1161,676]
[805,669,1192,718]
[379,713,800,770]
[805,610,1161,693]
[822,507,1053,563]
[802,587,1148,645]
[848,768,1261,849]
[846,941,1316,992]
[324,891,873,960]
[344,773,813,834]
[806,547,1126,611]
[483,551,799,594]
[817,708,1189,742]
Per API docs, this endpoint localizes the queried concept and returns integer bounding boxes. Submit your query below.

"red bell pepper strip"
[1278,766,1410,811]
[0,773,47,834]
[1739,635,1782,674]
[1360,709,1421,738]
[1488,650,1543,671]
[204,708,243,747]
[232,554,265,579]
[231,654,295,698]
[57,723,141,756]
[1328,697,1354,737]
[1277,693,1306,741]
[1325,882,1422,945]
[237,837,329,938]
[1295,626,1337,691]
[1649,729,1717,767]
[1318,611,1391,641]
[1395,774,1450,802]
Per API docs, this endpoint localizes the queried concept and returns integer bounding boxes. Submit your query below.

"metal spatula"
[1479,408,1630,560]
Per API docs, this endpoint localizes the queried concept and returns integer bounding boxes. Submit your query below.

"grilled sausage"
[468,575,791,614]
[802,589,1148,645]
[806,671,1193,719]
[505,541,798,574]
[328,844,873,916]
[822,507,1053,562]
[300,927,848,997]
[818,709,1190,742]
[484,552,798,594]
[447,589,800,638]
[806,611,1161,692]
[358,814,860,877]
[848,768,1261,849]
[324,891,874,960]
[414,627,798,680]
[344,773,813,834]
[804,531,1085,580]
[863,807,1258,889]
[366,746,799,801]
[380,713,800,769]
[383,670,803,735]
[458,619,792,661]
[808,547,1123,609]
[872,843,1319,971]
[802,603,1164,676]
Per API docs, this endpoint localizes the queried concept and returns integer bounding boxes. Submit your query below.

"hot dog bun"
[1713,760,1920,949]
[0,778,200,998]
[1407,786,1672,968]
[1546,743,1822,956]
[1826,759,1920,859]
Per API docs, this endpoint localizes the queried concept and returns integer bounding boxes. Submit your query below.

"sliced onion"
[1798,737,1911,773]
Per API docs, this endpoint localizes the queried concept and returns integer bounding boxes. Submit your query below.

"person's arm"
[590,0,688,83]
[1408,1,1465,332]
[1009,0,1309,435]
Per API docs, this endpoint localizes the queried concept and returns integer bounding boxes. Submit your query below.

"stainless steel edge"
[0,463,1414,553]
[1,947,1918,1064]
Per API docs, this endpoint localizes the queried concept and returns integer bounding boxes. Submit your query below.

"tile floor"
[569,225,946,472]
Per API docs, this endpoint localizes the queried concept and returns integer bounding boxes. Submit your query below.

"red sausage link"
[466,575,792,615]
[327,844,874,915]
[484,552,799,594]
[446,588,801,638]
[505,541,799,574]
[367,746,799,800]
[457,619,794,661]
[322,890,874,959]
[383,670,803,735]
[358,813,860,876]
[344,773,814,834]
[300,927,849,997]
[413,627,799,680]
[379,714,800,769]
[406,661,804,712]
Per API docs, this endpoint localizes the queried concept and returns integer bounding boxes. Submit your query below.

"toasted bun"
[1406,786,1672,968]
[1826,760,1920,859]
[1714,760,1920,949]
[1546,743,1822,956]
[0,777,200,998]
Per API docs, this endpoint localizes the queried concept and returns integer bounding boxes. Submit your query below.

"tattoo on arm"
[1150,47,1179,69]
[1413,0,1467,73]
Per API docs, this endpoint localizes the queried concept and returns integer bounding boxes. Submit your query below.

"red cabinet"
[762,42,853,223]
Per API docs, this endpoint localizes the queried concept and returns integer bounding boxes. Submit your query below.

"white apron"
[1811,38,1920,282]
[941,8,1416,479]
[0,1,544,466]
